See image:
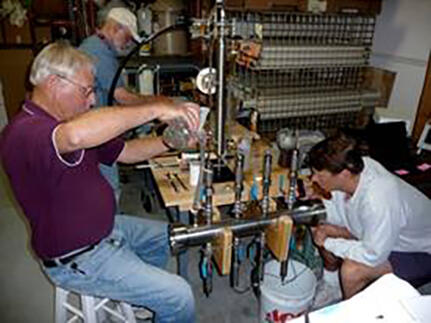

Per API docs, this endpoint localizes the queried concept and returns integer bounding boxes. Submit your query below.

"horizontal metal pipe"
[169,203,326,253]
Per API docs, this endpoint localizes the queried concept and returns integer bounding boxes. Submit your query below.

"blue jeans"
[43,215,195,323]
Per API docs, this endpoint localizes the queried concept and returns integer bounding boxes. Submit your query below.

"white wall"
[370,0,431,134]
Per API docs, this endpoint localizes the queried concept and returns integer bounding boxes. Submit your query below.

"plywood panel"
[0,49,33,119]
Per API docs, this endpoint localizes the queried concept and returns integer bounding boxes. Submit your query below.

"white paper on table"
[400,295,431,323]
[290,274,421,323]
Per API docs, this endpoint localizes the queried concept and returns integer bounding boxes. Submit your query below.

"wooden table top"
[150,123,292,212]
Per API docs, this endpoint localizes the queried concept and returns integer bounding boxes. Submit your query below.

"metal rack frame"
[226,10,379,134]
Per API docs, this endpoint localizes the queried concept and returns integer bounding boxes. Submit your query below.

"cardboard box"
[3,20,32,44]
[34,26,52,45]
[225,0,244,8]
[226,0,381,14]
[325,0,382,15]
[363,66,396,108]
[226,0,307,11]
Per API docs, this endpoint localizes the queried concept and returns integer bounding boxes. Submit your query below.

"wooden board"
[213,228,233,276]
[265,215,293,262]
[151,156,238,212]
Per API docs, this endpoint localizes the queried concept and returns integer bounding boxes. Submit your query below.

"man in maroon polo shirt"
[0,41,197,323]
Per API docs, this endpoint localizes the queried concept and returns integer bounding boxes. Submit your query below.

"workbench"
[149,123,289,215]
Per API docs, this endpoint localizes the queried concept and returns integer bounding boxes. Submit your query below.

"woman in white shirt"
[307,132,431,298]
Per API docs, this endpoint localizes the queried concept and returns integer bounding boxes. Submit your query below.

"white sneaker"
[132,306,153,321]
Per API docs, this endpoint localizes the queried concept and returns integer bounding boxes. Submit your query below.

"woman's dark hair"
[308,131,364,175]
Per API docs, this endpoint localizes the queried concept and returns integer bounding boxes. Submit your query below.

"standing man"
[0,41,198,323]
[306,132,431,299]
[79,7,158,200]
[80,7,148,106]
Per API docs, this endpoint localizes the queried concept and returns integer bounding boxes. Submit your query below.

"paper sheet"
[290,274,421,323]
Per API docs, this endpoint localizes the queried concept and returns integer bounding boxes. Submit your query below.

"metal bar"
[233,153,245,219]
[169,204,326,253]
[216,0,226,158]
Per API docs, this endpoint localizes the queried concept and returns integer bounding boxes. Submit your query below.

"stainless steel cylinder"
[169,203,326,253]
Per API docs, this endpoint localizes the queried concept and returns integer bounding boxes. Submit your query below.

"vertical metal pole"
[216,0,226,158]
[233,153,245,219]
[281,130,299,283]
[231,152,244,288]
[202,159,213,296]
[262,150,272,218]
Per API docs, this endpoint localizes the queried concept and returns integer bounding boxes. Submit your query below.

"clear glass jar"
[162,117,194,151]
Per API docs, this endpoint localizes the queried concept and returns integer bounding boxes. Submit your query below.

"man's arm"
[117,137,169,164]
[323,196,402,267]
[312,223,354,248]
[114,87,155,105]
[54,102,199,154]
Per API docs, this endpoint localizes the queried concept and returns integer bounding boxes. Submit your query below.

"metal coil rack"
[227,11,379,134]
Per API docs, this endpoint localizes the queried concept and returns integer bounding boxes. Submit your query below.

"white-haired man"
[0,41,198,323]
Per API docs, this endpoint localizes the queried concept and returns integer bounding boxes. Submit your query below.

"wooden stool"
[55,286,137,323]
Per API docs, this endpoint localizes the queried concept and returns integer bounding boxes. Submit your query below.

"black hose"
[107,21,189,106]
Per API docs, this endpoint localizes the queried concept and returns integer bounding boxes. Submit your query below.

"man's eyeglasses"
[56,74,95,98]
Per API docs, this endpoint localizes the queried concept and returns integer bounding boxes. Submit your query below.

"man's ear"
[339,168,352,179]
[46,74,64,101]
[45,74,59,90]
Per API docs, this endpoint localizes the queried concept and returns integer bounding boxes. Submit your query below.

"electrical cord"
[107,19,190,106]
[264,258,309,286]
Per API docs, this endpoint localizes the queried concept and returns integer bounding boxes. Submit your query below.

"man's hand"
[302,179,321,200]
[312,223,354,248]
[158,101,200,132]
[311,225,328,247]
[300,178,332,200]
[312,224,344,271]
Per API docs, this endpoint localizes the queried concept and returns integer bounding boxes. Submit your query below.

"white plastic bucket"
[260,259,317,322]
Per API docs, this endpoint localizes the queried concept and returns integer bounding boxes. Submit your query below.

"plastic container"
[199,106,210,132]
[237,136,252,171]
[189,160,200,186]
[260,260,317,322]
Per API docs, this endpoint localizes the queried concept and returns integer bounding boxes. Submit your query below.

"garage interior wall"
[370,0,431,135]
